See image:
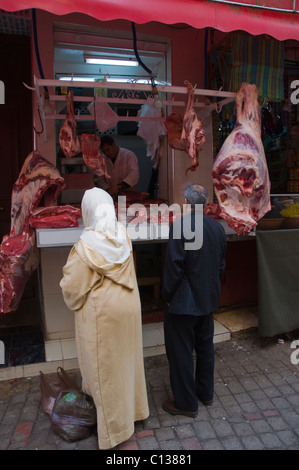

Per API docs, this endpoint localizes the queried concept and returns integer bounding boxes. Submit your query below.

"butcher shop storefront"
[0,1,299,375]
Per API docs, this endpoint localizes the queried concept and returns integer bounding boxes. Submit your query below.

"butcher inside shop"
[1,10,299,372]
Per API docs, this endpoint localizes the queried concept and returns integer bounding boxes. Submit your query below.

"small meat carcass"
[59,91,81,158]
[165,82,205,174]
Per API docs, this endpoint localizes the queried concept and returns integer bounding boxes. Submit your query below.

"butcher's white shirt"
[97,147,139,190]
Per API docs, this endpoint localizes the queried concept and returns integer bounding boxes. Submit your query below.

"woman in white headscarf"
[60,187,149,449]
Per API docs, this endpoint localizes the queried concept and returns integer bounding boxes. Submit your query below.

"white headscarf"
[80,187,130,264]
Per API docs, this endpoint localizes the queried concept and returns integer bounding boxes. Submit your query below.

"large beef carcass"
[212,83,271,235]
[59,91,81,158]
[81,134,110,180]
[0,151,66,313]
[165,82,205,174]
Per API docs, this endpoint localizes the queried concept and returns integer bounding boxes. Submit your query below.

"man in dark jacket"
[162,183,226,418]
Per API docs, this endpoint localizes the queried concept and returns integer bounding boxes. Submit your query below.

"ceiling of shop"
[54,45,166,83]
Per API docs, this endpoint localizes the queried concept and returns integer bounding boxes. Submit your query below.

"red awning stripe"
[0,0,299,40]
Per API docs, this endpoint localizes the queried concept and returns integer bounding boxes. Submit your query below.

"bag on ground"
[40,367,97,442]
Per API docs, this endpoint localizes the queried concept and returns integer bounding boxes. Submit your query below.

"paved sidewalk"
[1,328,299,451]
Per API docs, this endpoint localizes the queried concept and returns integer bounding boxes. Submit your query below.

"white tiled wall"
[40,247,75,340]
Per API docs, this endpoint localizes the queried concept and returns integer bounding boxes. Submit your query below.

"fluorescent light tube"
[58,77,95,82]
[85,57,139,66]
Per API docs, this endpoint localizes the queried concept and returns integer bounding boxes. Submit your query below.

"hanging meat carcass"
[59,91,81,158]
[165,113,185,150]
[212,83,271,235]
[181,81,206,173]
[0,151,66,313]
[81,134,110,180]
[165,81,205,174]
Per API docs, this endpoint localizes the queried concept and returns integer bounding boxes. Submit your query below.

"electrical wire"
[131,22,164,108]
[204,28,209,89]
[33,107,44,136]
[32,9,48,93]
[131,22,156,88]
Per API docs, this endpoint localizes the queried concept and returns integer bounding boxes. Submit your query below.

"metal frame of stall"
[25,75,237,142]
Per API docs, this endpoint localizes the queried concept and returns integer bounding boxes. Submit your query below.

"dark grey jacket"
[162,212,226,316]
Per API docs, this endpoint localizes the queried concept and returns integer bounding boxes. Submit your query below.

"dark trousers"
[164,308,214,411]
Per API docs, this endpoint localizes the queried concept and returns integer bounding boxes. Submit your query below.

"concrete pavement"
[1,327,299,451]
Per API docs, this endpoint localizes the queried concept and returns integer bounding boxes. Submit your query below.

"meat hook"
[23,82,35,91]
[216,102,222,113]
[184,80,197,92]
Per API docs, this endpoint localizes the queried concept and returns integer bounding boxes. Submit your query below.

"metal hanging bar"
[34,76,237,98]
[28,75,237,141]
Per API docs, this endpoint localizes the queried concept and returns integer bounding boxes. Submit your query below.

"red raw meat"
[118,191,149,203]
[212,83,271,235]
[81,134,110,180]
[181,81,206,174]
[10,151,65,236]
[29,205,82,229]
[59,91,81,158]
[204,203,222,220]
[0,151,66,313]
[165,82,205,174]
[165,113,186,151]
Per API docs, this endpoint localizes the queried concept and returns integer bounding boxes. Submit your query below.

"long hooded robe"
[60,188,149,449]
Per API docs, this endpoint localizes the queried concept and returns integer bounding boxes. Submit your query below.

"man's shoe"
[91,424,98,436]
[198,396,213,407]
[162,400,198,418]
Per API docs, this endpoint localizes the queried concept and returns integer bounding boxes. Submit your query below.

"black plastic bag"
[51,389,97,442]
[40,367,97,442]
